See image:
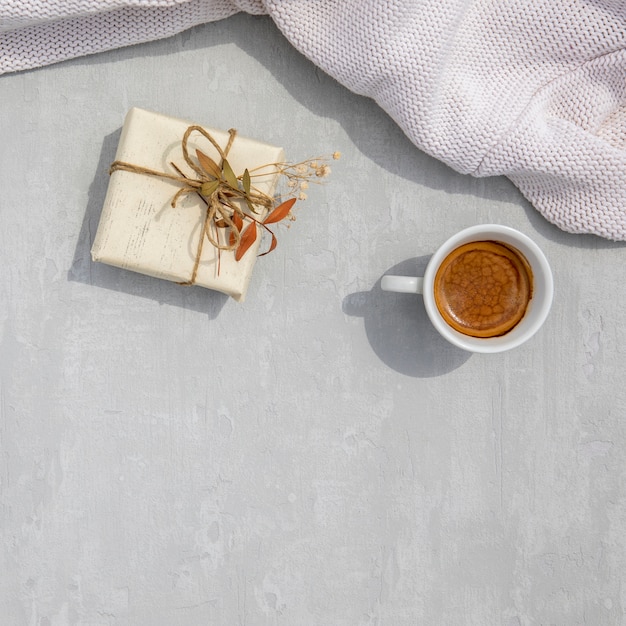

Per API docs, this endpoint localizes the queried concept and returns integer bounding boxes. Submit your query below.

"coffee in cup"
[381,225,553,353]
[433,241,533,338]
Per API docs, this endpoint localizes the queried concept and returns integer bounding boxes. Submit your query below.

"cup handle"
[381,275,424,294]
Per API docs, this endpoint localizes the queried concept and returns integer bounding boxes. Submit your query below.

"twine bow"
[109,125,273,285]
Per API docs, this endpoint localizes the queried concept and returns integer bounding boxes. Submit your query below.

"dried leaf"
[222,159,239,190]
[245,197,257,215]
[258,231,278,257]
[235,221,258,261]
[242,168,251,195]
[229,213,244,246]
[264,198,296,224]
[200,179,220,197]
[196,150,221,179]
[232,212,244,232]
[215,219,227,228]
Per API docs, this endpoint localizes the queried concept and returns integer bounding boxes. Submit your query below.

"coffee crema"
[434,241,533,338]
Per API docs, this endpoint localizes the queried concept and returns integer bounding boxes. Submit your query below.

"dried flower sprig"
[188,147,340,261]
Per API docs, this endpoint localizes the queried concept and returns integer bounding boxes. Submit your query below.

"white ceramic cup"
[381,225,553,353]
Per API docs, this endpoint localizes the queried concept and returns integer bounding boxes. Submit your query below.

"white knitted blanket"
[2,0,625,240]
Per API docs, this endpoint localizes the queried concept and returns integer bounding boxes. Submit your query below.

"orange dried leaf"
[264,198,296,224]
[229,213,244,246]
[235,221,257,261]
[232,212,244,231]
[196,150,221,179]
[258,231,278,257]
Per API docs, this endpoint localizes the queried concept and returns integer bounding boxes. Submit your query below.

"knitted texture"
[1,0,625,239]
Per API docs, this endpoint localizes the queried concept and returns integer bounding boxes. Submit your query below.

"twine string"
[109,126,272,285]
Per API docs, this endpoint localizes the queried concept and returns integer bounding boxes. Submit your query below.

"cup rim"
[422,224,554,353]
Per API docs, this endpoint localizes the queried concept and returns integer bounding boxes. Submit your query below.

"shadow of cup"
[343,257,471,378]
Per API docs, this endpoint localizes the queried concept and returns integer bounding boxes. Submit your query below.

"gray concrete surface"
[1,12,626,626]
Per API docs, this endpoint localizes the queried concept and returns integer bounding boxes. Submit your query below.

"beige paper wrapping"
[91,107,285,301]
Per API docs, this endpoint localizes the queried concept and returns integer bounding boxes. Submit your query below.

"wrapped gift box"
[91,107,285,301]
